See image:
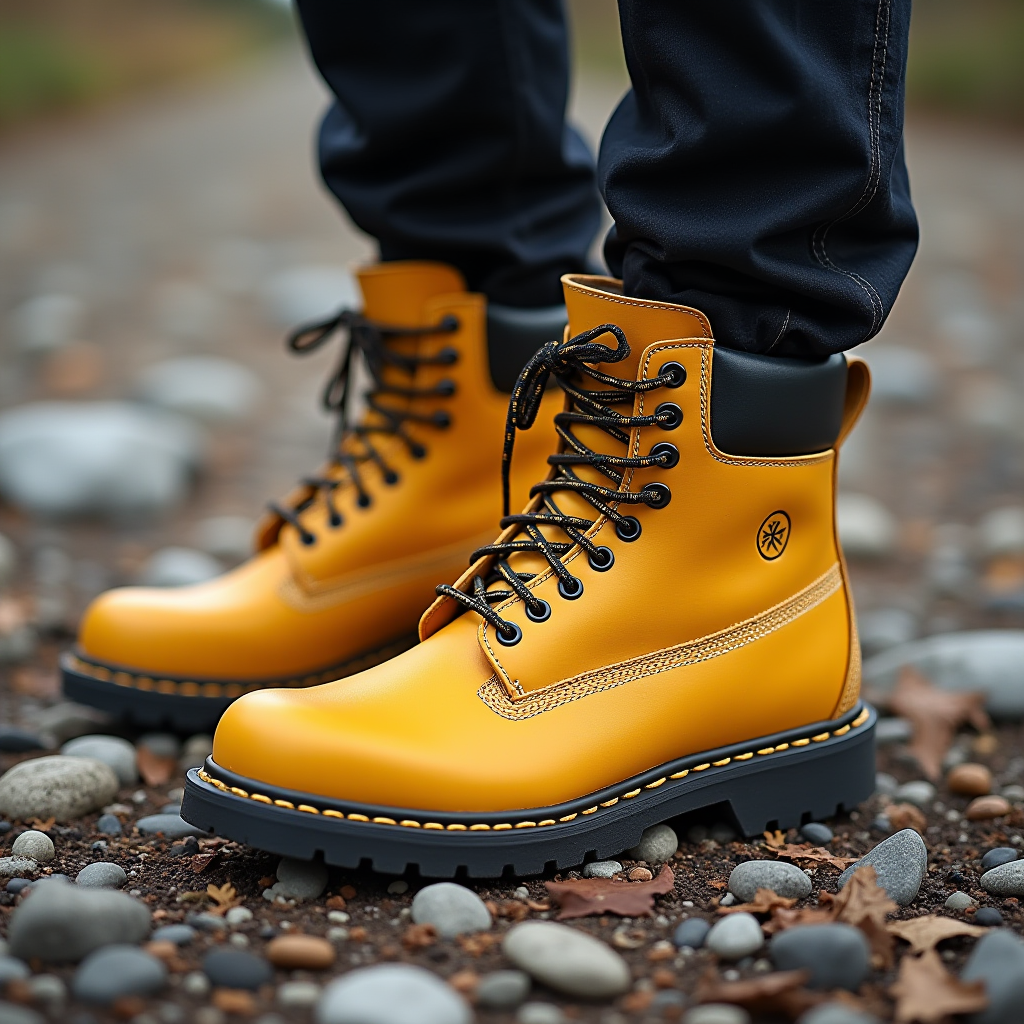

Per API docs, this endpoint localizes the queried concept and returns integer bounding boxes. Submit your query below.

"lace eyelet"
[642,482,672,509]
[328,513,343,528]
[558,576,584,600]
[357,494,373,509]
[525,599,551,623]
[437,346,459,364]
[650,441,679,469]
[496,621,522,646]
[655,402,683,430]
[660,361,686,388]
[436,379,457,397]
[383,470,399,485]
[432,411,452,428]
[588,546,615,571]
[615,516,642,542]
[410,444,427,460]
[300,531,317,547]
[439,315,460,333]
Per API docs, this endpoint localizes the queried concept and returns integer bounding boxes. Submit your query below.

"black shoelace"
[437,322,685,644]
[268,308,460,545]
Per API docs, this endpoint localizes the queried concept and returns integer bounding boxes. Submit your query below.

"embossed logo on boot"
[757,511,790,560]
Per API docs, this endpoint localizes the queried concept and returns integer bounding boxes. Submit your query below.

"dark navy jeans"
[295,0,917,357]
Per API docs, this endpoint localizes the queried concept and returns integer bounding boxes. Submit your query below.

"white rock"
[411,883,491,938]
[728,861,812,901]
[271,857,328,900]
[11,831,54,864]
[30,701,111,745]
[279,981,321,1007]
[684,1006,751,1024]
[61,735,138,787]
[225,907,253,927]
[179,735,214,770]
[316,964,470,1024]
[0,402,202,519]
[12,294,84,353]
[837,493,897,559]
[267,266,360,326]
[138,548,222,588]
[0,756,119,821]
[626,824,678,863]
[582,861,622,879]
[194,516,254,564]
[503,921,631,998]
[860,345,938,406]
[978,507,1024,557]
[894,781,936,808]
[705,913,764,960]
[137,357,263,423]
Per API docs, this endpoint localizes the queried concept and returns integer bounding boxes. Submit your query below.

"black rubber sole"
[181,703,876,878]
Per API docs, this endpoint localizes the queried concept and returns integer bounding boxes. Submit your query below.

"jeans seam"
[810,0,891,339]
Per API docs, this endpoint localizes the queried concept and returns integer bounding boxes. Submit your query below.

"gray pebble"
[1001,784,1024,802]
[61,735,138,787]
[516,1004,564,1024]
[151,925,195,946]
[0,1003,45,1024]
[503,921,631,998]
[476,970,531,1010]
[0,956,30,984]
[139,547,222,587]
[8,878,150,961]
[137,733,181,760]
[797,1004,882,1024]
[95,814,121,836]
[683,1006,751,1024]
[874,718,913,745]
[981,848,1018,870]
[6,879,33,895]
[0,858,39,878]
[411,883,491,938]
[719,893,738,907]
[180,734,214,771]
[279,981,321,1007]
[26,974,65,1010]
[315,963,471,1024]
[728,860,812,902]
[673,918,712,949]
[894,780,936,807]
[944,891,977,911]
[0,729,45,754]
[626,823,678,863]
[770,923,870,990]
[188,913,228,932]
[836,493,897,558]
[138,357,262,424]
[961,929,1024,1024]
[837,829,927,906]
[76,863,127,889]
[30,702,110,746]
[799,823,834,846]
[981,860,1024,897]
[202,949,272,990]
[582,861,622,879]
[705,913,764,960]
[268,856,328,900]
[182,971,210,996]
[135,814,207,840]
[0,756,118,821]
[975,908,1004,927]
[874,773,898,797]
[72,945,166,1004]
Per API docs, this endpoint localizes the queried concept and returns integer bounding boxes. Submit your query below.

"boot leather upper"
[75,262,559,683]
[212,275,868,811]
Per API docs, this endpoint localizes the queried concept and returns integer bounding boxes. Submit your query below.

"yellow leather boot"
[185,274,877,877]
[62,262,560,732]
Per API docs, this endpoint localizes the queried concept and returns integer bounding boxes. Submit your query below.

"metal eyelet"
[615,516,642,542]
[328,513,343,528]
[437,346,459,364]
[558,576,584,600]
[300,532,317,547]
[655,402,683,430]
[642,482,672,509]
[650,442,679,469]
[383,470,400,486]
[356,493,372,509]
[439,315,460,333]
[436,379,457,397]
[660,361,686,388]
[495,621,522,646]
[525,599,551,623]
[410,444,427,460]
[432,411,452,428]
[588,546,615,572]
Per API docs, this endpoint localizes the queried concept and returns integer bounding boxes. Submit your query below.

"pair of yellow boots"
[63,262,876,876]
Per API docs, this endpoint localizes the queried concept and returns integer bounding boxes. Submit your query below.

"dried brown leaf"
[546,863,675,920]
[206,882,239,914]
[190,852,218,874]
[772,844,858,869]
[889,950,988,1023]
[137,745,177,787]
[764,829,787,848]
[456,932,501,957]
[401,923,437,952]
[820,865,898,969]
[696,966,823,1018]
[886,803,928,835]
[26,817,55,832]
[762,903,837,935]
[719,887,798,916]
[887,915,987,955]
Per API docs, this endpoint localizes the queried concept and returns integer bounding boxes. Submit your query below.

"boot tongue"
[357,262,466,325]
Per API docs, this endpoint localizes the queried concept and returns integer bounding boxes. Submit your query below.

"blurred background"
[0,0,1022,715]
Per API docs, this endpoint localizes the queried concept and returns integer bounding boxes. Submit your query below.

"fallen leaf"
[10,668,59,699]
[456,932,501,957]
[206,883,239,914]
[763,830,787,848]
[546,863,675,920]
[707,879,727,890]
[191,853,218,874]
[763,903,838,935]
[26,817,55,832]
[886,803,928,834]
[620,990,654,1014]
[696,966,822,1018]
[401,923,436,952]
[887,915,987,955]
[447,969,478,995]
[772,844,858,869]
[525,899,551,912]
[719,887,798,916]
[889,950,988,1022]
[889,667,990,781]
[137,746,177,787]
[822,866,898,969]
[348,926,367,942]
[487,899,529,922]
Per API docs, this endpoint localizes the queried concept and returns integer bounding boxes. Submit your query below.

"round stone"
[411,883,491,938]
[476,970,531,1010]
[966,795,1011,821]
[0,956,30,984]
[874,717,913,745]
[770,923,870,990]
[0,756,119,822]
[316,963,471,1024]
[503,921,631,998]
[946,763,993,796]
[798,1005,883,1024]
[0,858,38,879]
[626,824,679,863]
[962,930,1024,1022]
[894,781,936,808]
[683,1005,751,1024]
[944,891,976,911]
[982,848,1019,870]
[673,918,711,949]
[387,880,409,895]
[266,935,335,970]
[270,857,329,900]
[798,823,834,846]
[837,829,927,906]
[728,860,812,902]
[874,773,898,797]
[975,908,1004,927]
[180,735,214,770]
[516,1004,565,1024]
[278,980,321,1007]
[582,861,622,879]
[135,814,207,840]
[202,949,273,990]
[0,1003,45,1024]
[61,735,138,787]
[11,830,54,864]
[981,860,1024,897]
[72,945,166,1004]
[705,913,764,960]
[225,906,253,927]
[151,925,195,945]
[75,862,127,889]
[96,814,122,836]
[137,733,181,759]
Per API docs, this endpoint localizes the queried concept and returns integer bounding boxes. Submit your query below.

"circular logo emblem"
[757,511,791,560]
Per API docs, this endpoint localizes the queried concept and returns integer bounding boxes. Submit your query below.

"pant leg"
[600,0,918,356]
[294,0,601,309]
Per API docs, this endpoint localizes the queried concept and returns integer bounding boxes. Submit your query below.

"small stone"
[946,763,993,796]
[72,945,166,1004]
[961,930,1024,1023]
[411,883,491,938]
[894,780,936,808]
[982,848,1019,870]
[673,918,711,949]
[6,877,34,893]
[0,756,118,821]
[719,893,738,907]
[270,857,328,900]
[0,728,45,753]
[137,357,262,424]
[861,345,938,406]
[139,548,222,588]
[705,914,764,960]
[0,956,30,984]
[966,795,1011,820]
[1002,784,1024,802]
[770,923,870,990]
[96,814,122,836]
[975,908,1004,927]
[202,949,273,991]
[151,925,195,946]
[229,932,250,948]
[582,861,622,879]
[61,735,138,787]
[503,921,631,998]
[179,735,214,771]
[0,1003,45,1024]
[135,814,207,840]
[137,733,180,760]
[683,1005,751,1024]
[387,880,409,895]
[710,822,737,843]
[798,823,834,846]
[859,609,918,657]
[75,862,127,889]
[11,830,54,863]
[278,981,321,1007]
[225,907,253,927]
[874,718,914,745]
[194,517,254,565]
[980,860,1024,897]
[797,1005,882,1024]
[626,824,678,864]
[188,913,228,932]
[476,970,531,1010]
[628,867,653,882]
[837,493,897,558]
[266,935,335,970]
[27,974,66,1010]
[516,1004,565,1024]
[837,829,928,906]
[874,773,898,796]
[944,892,977,911]
[182,971,210,996]
[728,860,812,902]
[978,507,1024,557]
[316,963,471,1024]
